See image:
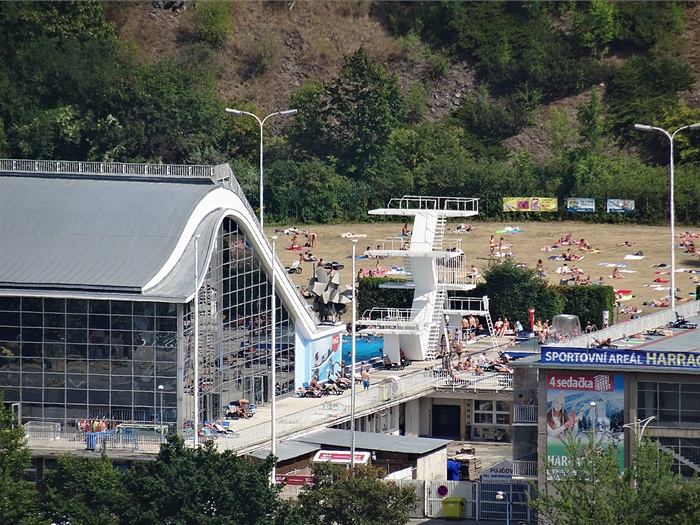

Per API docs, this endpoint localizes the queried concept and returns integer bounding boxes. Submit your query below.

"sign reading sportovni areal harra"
[542,347,700,369]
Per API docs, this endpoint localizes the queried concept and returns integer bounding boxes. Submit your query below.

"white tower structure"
[360,196,497,364]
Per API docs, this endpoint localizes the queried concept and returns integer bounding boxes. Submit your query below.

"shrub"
[197,1,232,48]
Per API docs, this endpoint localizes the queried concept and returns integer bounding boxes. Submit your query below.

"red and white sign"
[275,474,315,486]
[547,373,613,392]
[313,450,371,465]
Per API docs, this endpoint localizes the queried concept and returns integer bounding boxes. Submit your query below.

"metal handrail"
[384,196,479,214]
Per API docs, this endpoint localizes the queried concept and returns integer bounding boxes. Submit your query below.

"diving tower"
[360,196,497,364]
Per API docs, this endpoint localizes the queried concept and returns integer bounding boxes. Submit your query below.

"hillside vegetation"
[1,1,700,225]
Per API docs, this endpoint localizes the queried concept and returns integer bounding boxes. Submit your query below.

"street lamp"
[633,122,700,312]
[350,239,358,468]
[270,235,277,484]
[193,234,200,448]
[496,491,510,525]
[225,108,298,232]
[590,401,597,444]
[157,384,164,442]
[623,415,656,442]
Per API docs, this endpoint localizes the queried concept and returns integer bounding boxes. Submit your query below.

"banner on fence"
[566,198,595,213]
[503,197,558,212]
[607,199,635,214]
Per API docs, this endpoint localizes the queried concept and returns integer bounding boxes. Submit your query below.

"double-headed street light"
[157,384,164,442]
[225,108,298,232]
[350,239,358,468]
[633,122,700,312]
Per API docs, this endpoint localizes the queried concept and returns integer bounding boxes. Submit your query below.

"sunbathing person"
[612,267,622,279]
[302,251,318,261]
[617,240,635,247]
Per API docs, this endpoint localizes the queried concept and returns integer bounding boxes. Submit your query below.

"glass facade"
[638,381,700,427]
[0,297,178,428]
[0,216,298,433]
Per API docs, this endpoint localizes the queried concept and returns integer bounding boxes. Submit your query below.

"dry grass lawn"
[267,221,700,321]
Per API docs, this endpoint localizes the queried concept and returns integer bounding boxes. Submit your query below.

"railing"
[437,264,476,287]
[446,296,489,313]
[373,237,412,251]
[25,430,163,452]
[0,158,216,178]
[548,300,699,348]
[383,196,479,214]
[360,307,424,331]
[218,370,440,453]
[512,460,538,478]
[434,370,513,392]
[513,404,538,424]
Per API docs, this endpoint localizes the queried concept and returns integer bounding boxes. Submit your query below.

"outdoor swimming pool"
[342,335,384,362]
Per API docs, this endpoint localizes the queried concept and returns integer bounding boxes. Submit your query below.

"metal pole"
[225,108,298,232]
[158,384,164,442]
[590,401,597,444]
[633,122,700,312]
[350,240,358,468]
[271,236,277,484]
[193,235,200,448]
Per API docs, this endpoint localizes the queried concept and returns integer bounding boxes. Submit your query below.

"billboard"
[503,197,558,212]
[567,198,595,213]
[607,199,635,214]
[295,331,343,388]
[546,373,624,470]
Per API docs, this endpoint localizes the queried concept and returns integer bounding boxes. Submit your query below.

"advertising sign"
[543,347,700,369]
[313,450,371,465]
[607,199,635,214]
[275,474,315,486]
[503,197,558,212]
[479,459,513,482]
[567,198,595,213]
[295,331,343,388]
[546,373,624,470]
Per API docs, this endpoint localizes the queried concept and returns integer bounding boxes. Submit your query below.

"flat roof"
[294,428,451,455]
[249,441,320,462]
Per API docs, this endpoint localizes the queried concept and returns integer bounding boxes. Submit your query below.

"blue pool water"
[342,335,384,362]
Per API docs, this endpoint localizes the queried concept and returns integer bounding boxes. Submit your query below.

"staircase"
[432,212,447,251]
[425,288,447,361]
[402,255,414,285]
[484,308,498,349]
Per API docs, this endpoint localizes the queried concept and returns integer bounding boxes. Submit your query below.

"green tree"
[0,393,43,525]
[42,453,128,525]
[121,437,280,525]
[530,435,700,525]
[296,463,416,525]
[474,260,564,325]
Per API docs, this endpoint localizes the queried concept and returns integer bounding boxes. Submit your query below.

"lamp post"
[193,234,200,448]
[157,384,164,442]
[623,415,656,442]
[633,122,700,312]
[270,235,277,484]
[350,239,358,468]
[590,401,597,444]
[496,490,510,525]
[225,108,298,232]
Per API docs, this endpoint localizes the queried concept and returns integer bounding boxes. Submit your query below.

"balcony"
[513,404,538,424]
[512,460,538,479]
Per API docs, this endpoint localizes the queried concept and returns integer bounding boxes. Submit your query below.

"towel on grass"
[624,254,645,260]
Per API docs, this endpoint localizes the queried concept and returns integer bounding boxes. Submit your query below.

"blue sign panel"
[542,347,700,369]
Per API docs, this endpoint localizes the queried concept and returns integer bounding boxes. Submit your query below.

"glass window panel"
[111,315,132,330]
[111,391,132,405]
[67,329,88,344]
[134,378,154,391]
[659,391,680,410]
[3,372,20,386]
[496,414,511,425]
[67,300,88,314]
[111,361,132,375]
[2,357,20,371]
[474,413,492,424]
[89,390,109,404]
[0,312,20,326]
[659,383,680,393]
[89,405,109,419]
[156,362,177,376]
[21,358,44,372]
[156,347,177,362]
[67,375,87,389]
[681,384,700,395]
[475,400,493,411]
[21,312,43,327]
[23,388,42,402]
[156,317,177,332]
[66,345,87,359]
[21,328,43,343]
[496,401,509,412]
[22,297,43,312]
[45,373,65,388]
[66,314,88,329]
[3,388,20,401]
[111,301,132,315]
[44,389,65,403]
[23,403,42,419]
[156,303,177,317]
[111,376,133,390]
[43,405,65,420]
[134,391,154,406]
[89,301,110,315]
[44,328,65,343]
[88,375,110,390]
[44,343,65,358]
[66,406,88,420]
[67,390,87,404]
[44,298,65,313]
[0,297,20,310]
[659,410,679,424]
[44,313,65,328]
[88,315,110,330]
[680,411,700,424]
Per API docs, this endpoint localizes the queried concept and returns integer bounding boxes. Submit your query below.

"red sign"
[332,333,340,352]
[313,450,371,464]
[547,373,614,392]
[437,485,448,497]
[275,474,314,486]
